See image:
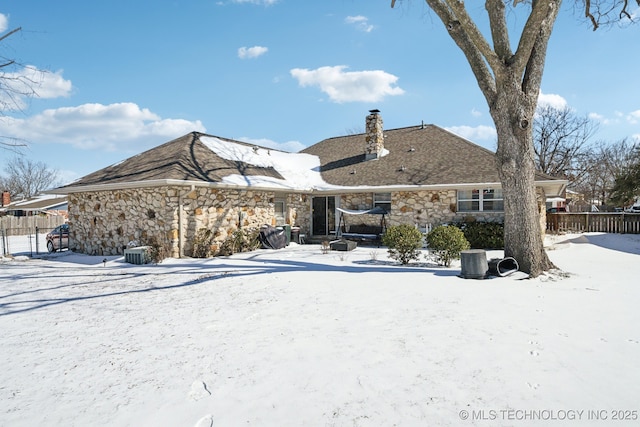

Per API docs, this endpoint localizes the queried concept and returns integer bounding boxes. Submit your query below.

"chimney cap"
[368,109,380,114]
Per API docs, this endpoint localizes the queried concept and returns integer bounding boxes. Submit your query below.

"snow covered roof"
[0,194,68,212]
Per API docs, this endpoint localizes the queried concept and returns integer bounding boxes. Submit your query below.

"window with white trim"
[457,188,503,212]
[374,192,391,213]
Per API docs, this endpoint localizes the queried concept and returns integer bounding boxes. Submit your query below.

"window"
[457,188,503,212]
[275,198,286,224]
[374,192,392,213]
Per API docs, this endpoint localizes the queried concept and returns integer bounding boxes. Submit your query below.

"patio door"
[312,196,336,235]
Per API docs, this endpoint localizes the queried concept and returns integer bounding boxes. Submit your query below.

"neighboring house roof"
[0,194,68,214]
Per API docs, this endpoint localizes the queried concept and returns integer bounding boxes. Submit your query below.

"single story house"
[0,192,68,218]
[51,110,566,257]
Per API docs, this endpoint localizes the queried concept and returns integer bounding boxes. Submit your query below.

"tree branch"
[521,2,561,97]
[585,0,600,29]
[486,0,512,61]
[512,1,560,79]
[0,60,16,69]
[424,0,498,105]
[0,27,22,44]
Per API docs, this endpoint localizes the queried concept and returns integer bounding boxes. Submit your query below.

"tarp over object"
[336,206,388,215]
[259,225,287,249]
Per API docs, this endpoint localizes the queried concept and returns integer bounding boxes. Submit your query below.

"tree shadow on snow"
[0,246,460,316]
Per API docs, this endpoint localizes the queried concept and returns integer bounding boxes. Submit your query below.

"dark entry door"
[312,196,336,235]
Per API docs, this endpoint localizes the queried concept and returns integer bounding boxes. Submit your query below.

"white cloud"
[345,15,374,33]
[34,69,74,99]
[471,108,482,118]
[588,112,611,125]
[445,125,497,142]
[537,91,567,110]
[627,110,640,124]
[0,102,205,151]
[238,46,268,59]
[238,137,306,153]
[0,13,8,33]
[290,65,404,103]
[0,66,73,111]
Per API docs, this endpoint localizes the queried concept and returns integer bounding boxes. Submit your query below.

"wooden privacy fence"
[547,212,640,234]
[0,215,66,236]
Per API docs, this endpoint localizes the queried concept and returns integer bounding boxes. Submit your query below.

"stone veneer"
[68,186,311,257]
[68,185,541,257]
[365,111,384,160]
[340,190,504,229]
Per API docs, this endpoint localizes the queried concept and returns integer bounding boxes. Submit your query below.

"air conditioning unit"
[124,246,149,265]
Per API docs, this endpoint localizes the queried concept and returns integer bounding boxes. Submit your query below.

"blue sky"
[1,0,639,186]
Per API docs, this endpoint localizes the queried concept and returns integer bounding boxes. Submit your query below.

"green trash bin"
[278,225,291,246]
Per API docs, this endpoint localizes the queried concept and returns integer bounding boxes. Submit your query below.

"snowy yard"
[1,233,639,426]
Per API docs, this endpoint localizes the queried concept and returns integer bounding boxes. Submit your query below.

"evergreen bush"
[458,221,504,249]
[425,225,470,267]
[381,224,424,265]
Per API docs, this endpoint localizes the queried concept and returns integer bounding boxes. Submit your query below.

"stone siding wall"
[68,186,521,257]
[68,186,311,257]
[339,190,504,231]
[68,187,177,256]
[286,193,311,233]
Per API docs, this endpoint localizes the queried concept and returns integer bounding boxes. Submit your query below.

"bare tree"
[1,27,41,152]
[1,157,60,199]
[573,138,638,206]
[391,0,638,276]
[343,126,365,136]
[533,105,598,179]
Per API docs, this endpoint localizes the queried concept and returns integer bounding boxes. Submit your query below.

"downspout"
[178,184,196,258]
[178,192,184,258]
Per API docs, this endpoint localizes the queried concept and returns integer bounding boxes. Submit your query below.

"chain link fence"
[0,217,67,257]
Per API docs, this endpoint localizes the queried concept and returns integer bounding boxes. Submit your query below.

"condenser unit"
[124,246,149,265]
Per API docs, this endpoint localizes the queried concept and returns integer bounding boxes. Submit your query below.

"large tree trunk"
[408,0,562,276]
[491,82,555,276]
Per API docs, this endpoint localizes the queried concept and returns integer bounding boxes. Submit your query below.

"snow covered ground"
[1,233,639,427]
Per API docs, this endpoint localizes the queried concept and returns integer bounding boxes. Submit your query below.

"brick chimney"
[365,109,384,160]
[1,191,9,207]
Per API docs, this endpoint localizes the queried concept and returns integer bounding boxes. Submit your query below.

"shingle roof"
[301,124,503,186]
[60,132,284,189]
[0,195,68,212]
[56,125,564,194]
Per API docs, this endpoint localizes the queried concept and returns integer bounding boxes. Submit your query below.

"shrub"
[192,227,261,258]
[192,228,216,258]
[425,225,470,267]
[217,228,261,256]
[381,224,424,265]
[141,235,169,264]
[458,221,504,249]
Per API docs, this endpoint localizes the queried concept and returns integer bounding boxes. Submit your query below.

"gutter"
[49,177,568,197]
